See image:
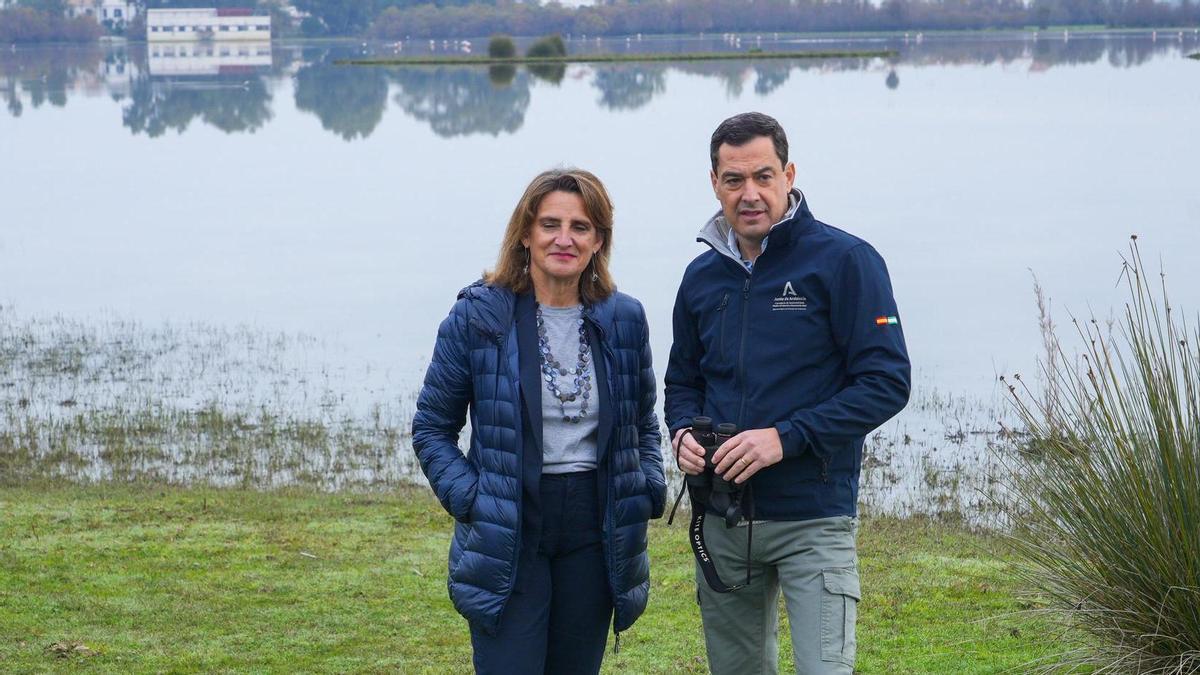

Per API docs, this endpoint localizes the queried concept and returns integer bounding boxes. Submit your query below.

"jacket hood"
[697,188,810,265]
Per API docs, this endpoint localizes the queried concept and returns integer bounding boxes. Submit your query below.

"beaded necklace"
[535,304,592,424]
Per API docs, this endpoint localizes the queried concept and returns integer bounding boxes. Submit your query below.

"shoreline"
[337,49,896,66]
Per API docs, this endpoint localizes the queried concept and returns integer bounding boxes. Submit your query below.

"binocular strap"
[667,429,753,594]
[686,486,753,594]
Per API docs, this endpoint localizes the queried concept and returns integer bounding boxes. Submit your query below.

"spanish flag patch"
[874,316,899,326]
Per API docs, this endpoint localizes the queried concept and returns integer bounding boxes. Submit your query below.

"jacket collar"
[696,188,813,266]
[459,279,618,345]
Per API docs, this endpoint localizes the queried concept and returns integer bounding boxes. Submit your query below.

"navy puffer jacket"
[412,281,667,636]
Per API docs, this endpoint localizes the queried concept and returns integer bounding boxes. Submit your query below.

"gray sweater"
[538,304,599,474]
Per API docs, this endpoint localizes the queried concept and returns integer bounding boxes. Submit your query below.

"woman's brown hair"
[485,168,616,304]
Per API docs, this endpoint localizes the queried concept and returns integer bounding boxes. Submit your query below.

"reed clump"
[1003,237,1200,673]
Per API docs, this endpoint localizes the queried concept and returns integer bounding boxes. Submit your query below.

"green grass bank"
[338,50,894,67]
[0,484,1069,673]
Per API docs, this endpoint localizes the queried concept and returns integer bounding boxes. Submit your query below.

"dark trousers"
[470,470,613,675]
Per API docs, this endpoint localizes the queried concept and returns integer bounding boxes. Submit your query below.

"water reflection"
[123,42,274,137]
[294,56,388,141]
[2,31,1196,137]
[391,66,531,138]
[0,43,104,117]
[592,65,667,111]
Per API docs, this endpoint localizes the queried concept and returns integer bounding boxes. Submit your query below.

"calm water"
[2,31,1198,517]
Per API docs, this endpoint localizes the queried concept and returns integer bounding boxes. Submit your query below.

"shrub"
[487,34,516,59]
[1003,237,1200,673]
[525,34,566,58]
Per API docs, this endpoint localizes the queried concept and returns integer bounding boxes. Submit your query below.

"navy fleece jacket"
[664,191,911,520]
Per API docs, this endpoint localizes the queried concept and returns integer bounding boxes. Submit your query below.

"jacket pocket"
[820,567,861,667]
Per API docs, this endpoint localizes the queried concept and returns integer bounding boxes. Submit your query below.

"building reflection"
[147,41,273,77]
[122,42,274,136]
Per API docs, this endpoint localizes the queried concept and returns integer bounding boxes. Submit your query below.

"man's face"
[710,136,796,246]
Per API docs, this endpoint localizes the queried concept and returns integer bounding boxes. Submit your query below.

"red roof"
[216,8,255,17]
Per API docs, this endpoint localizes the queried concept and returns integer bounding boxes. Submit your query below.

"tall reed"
[1003,238,1200,673]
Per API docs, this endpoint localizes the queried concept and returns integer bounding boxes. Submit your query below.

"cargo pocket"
[820,567,860,667]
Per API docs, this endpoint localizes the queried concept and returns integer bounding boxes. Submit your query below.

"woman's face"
[521,190,603,290]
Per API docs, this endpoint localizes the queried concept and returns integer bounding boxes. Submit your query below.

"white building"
[147,8,271,42]
[67,0,138,27]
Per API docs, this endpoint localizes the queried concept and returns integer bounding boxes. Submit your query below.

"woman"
[412,168,667,674]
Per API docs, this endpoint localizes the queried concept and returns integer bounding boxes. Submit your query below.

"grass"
[337,49,895,67]
[0,483,1073,673]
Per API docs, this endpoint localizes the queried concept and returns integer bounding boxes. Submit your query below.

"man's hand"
[672,427,706,475]
[713,427,784,484]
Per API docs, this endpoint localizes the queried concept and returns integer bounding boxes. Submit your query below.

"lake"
[2,30,1198,521]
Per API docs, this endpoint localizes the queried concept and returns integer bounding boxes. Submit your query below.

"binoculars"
[685,416,745,527]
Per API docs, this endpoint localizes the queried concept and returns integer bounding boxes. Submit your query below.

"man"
[665,112,910,674]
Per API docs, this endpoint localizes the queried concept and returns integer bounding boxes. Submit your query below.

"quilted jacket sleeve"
[411,300,479,523]
[635,303,667,519]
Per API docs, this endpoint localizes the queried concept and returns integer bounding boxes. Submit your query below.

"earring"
[590,257,599,283]
[523,248,529,275]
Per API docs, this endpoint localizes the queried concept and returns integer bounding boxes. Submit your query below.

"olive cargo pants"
[696,515,860,675]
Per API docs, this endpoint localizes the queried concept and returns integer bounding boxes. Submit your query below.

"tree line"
[339,0,1200,39]
[0,0,102,43]
[4,0,1199,44]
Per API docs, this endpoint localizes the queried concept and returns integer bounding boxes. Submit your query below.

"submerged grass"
[1,303,1018,523]
[337,50,895,67]
[0,306,419,490]
[0,483,1069,673]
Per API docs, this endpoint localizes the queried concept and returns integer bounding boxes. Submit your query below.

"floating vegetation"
[1189,52,1200,59]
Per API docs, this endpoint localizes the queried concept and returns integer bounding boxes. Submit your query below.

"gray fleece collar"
[696,188,804,267]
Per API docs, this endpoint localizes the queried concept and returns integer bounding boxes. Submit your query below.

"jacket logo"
[875,315,899,326]
[772,282,807,312]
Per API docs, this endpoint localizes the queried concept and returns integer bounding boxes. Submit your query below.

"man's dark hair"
[709,112,789,172]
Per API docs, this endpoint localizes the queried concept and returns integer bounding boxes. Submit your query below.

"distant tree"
[293,0,381,35]
[0,6,102,43]
[18,0,67,17]
[488,34,516,58]
[525,33,565,58]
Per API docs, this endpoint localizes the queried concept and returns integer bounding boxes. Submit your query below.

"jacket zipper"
[735,275,751,430]
[716,292,729,353]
